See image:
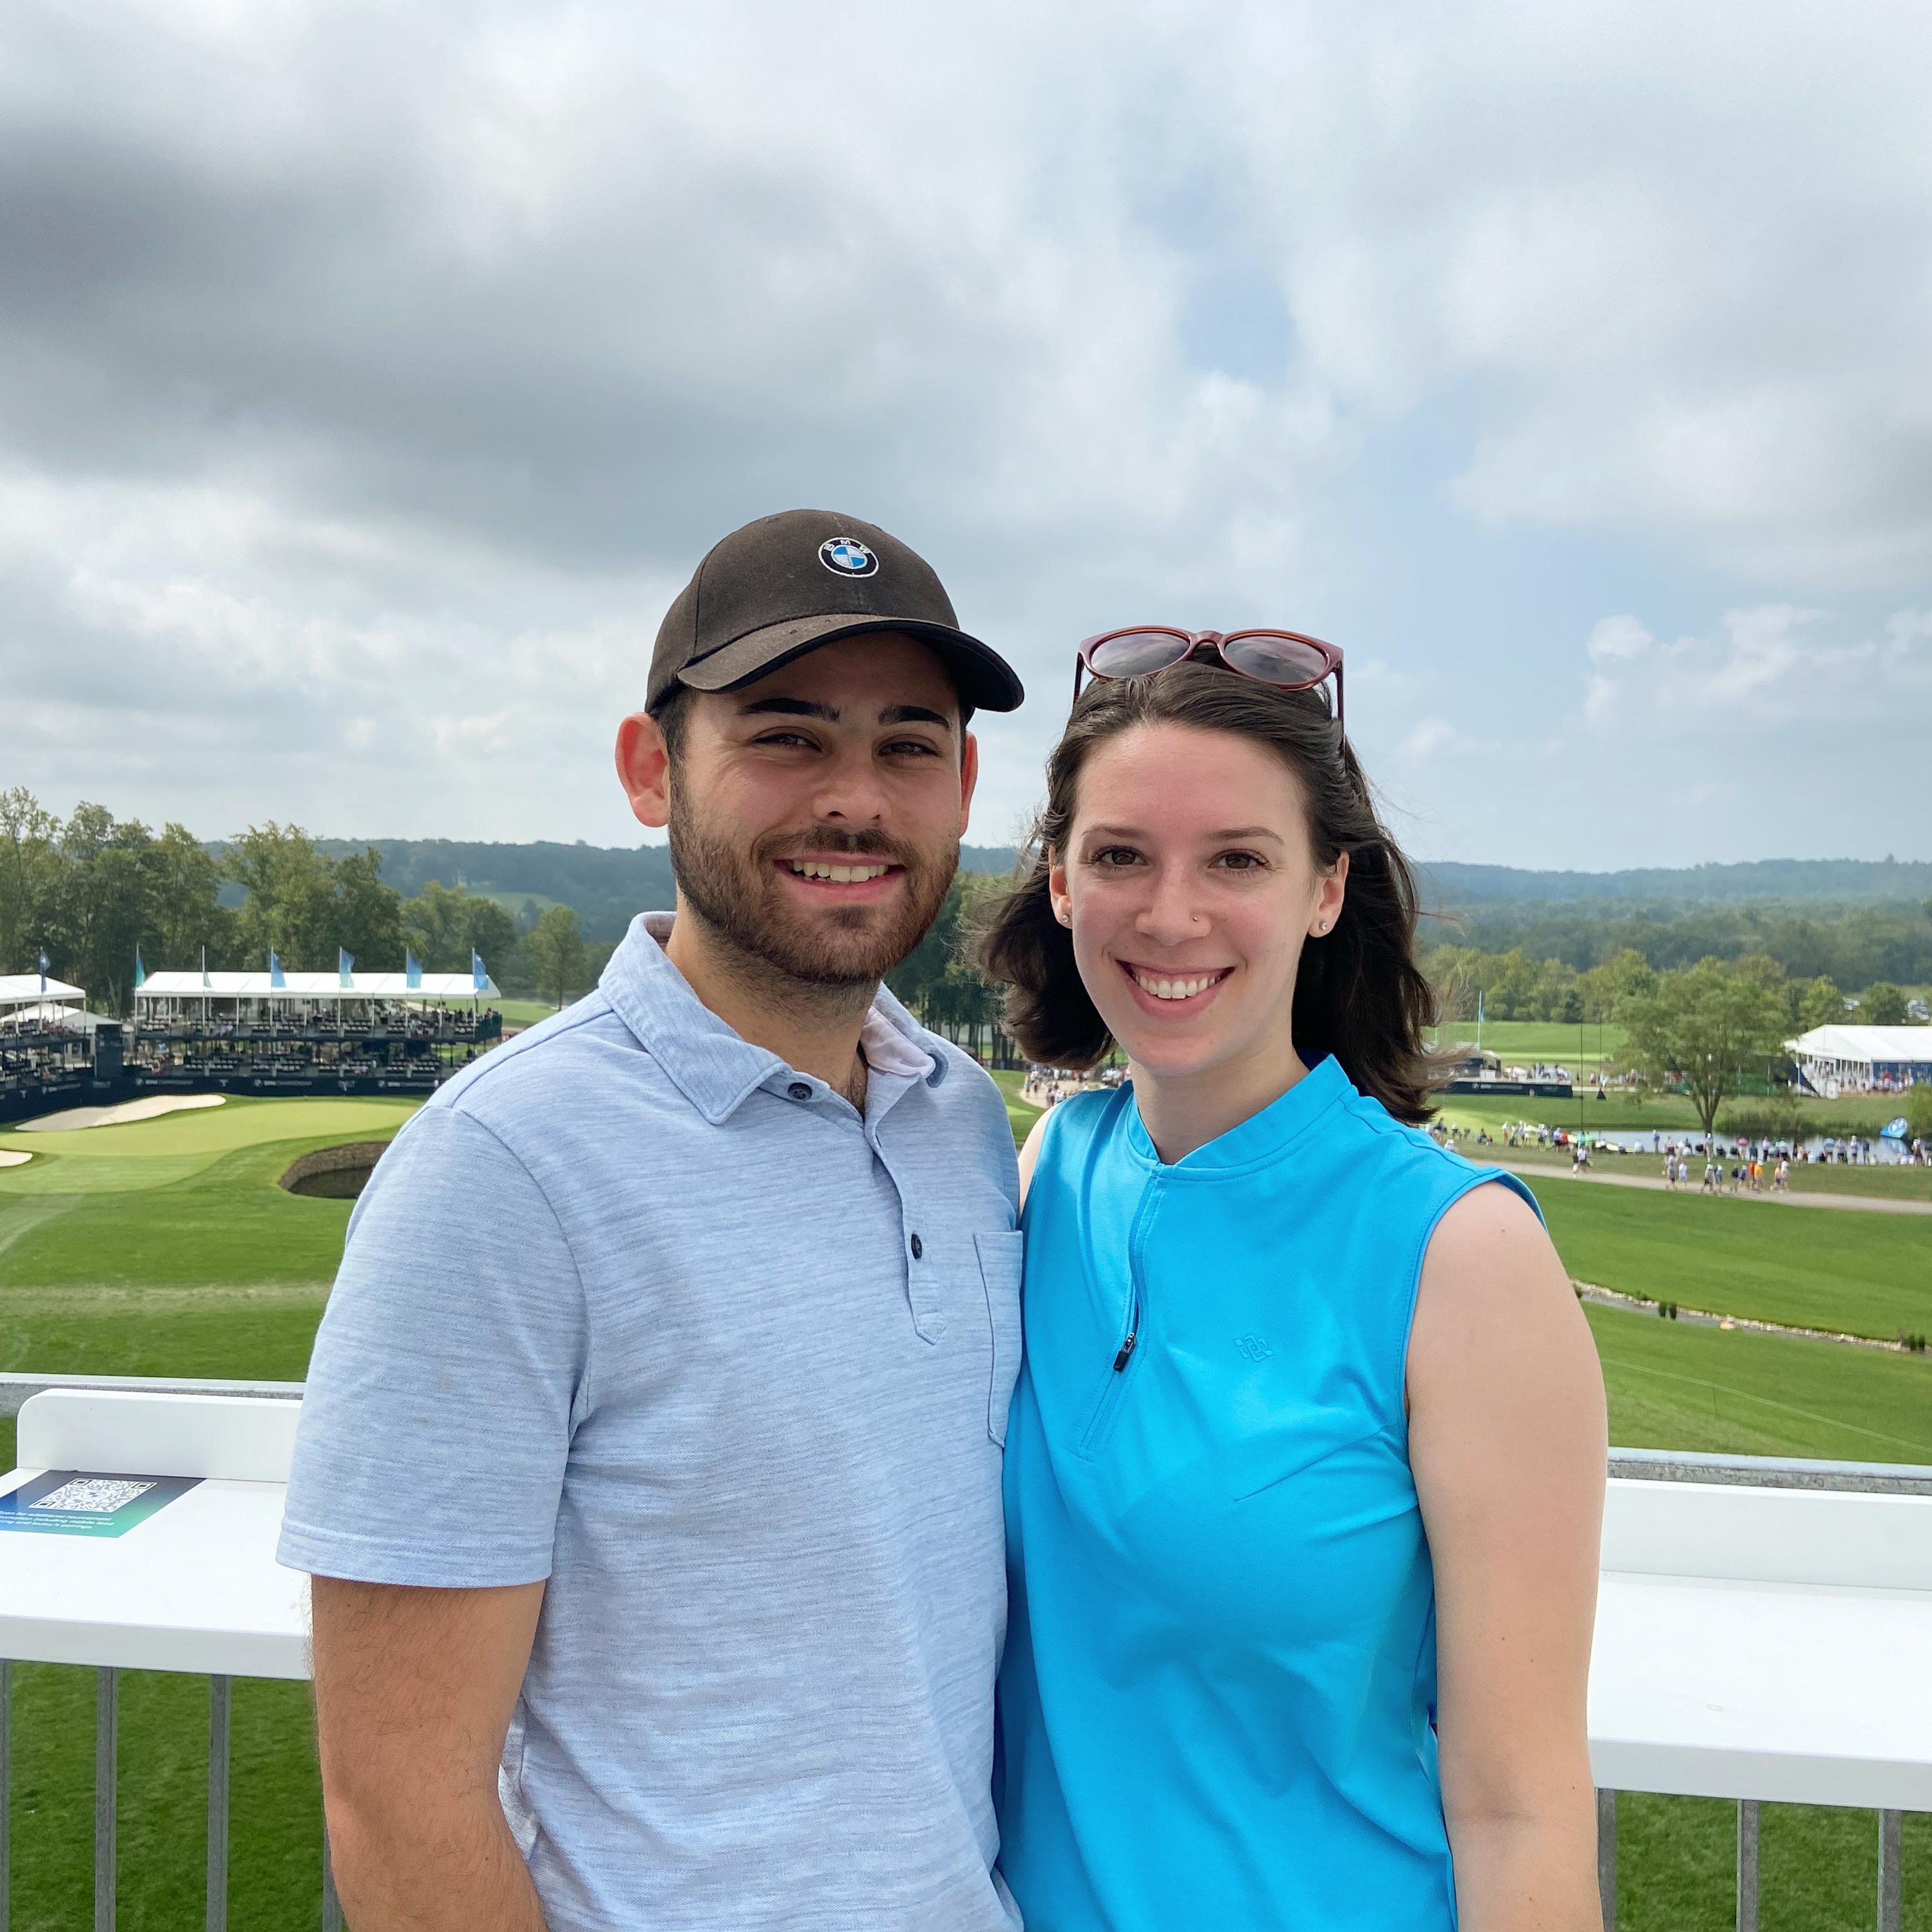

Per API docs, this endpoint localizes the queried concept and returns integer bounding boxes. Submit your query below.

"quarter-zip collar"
[1122,1052,1351,1176]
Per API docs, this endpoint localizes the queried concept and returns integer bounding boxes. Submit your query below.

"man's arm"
[1408,1183,1607,1932]
[313,1577,549,1932]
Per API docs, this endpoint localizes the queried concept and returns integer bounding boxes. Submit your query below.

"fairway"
[0,1096,417,1292]
[1429,1019,1626,1065]
[1520,1174,1932,1340]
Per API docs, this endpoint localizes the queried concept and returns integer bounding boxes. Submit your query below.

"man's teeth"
[787,860,892,883]
[1132,970,1224,1001]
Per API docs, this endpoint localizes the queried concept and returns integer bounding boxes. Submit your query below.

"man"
[278,510,1027,1931]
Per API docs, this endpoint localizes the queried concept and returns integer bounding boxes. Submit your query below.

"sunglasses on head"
[1073,627,1344,731]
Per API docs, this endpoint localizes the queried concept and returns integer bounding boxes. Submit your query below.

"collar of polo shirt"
[599,912,948,1126]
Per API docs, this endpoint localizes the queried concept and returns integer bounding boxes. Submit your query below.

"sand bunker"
[16,1093,229,1133]
[0,1149,32,1167]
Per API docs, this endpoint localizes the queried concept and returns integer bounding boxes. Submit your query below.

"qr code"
[31,1478,155,1515]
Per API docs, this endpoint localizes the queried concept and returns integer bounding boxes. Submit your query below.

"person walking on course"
[982,647,1606,1929]
[278,510,1028,1932]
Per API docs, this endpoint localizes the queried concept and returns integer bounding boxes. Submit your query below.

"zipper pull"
[1113,1329,1137,1372]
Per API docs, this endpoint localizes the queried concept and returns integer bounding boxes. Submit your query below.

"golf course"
[2,1080,1928,1927]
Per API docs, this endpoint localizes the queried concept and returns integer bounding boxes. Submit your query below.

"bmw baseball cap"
[648,509,1024,715]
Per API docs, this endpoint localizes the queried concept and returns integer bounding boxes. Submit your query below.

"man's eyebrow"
[879,705,955,732]
[737,697,837,721]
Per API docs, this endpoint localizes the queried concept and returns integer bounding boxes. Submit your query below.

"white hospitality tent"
[1787,1024,1932,1095]
[135,971,498,1007]
[0,975,87,1024]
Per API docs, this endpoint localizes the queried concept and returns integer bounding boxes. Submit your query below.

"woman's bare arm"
[1407,1183,1607,1932]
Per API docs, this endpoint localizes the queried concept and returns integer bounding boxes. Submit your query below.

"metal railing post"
[1736,1798,1758,1932]
[206,1676,230,1932]
[95,1666,117,1932]
[1596,1787,1617,1930]
[1877,1809,1902,1932]
[1,1657,10,1932]
[322,1817,342,1932]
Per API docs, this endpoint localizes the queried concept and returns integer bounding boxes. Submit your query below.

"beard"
[667,796,957,993]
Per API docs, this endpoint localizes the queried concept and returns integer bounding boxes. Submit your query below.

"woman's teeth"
[787,860,892,883]
[1131,970,1225,1001]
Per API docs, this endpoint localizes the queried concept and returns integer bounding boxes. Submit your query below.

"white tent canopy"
[1788,1024,1932,1090]
[0,975,87,1011]
[135,971,498,1003]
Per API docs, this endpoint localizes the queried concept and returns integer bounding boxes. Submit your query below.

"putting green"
[0,1097,419,1196]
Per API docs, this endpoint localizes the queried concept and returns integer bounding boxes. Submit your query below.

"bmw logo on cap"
[819,535,879,577]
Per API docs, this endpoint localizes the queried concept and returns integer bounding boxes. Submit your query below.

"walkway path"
[1492,1157,1932,1217]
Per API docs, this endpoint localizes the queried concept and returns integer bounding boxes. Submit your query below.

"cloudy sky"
[3,0,1928,869]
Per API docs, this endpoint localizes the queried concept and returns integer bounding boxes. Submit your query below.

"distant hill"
[313,839,1023,941]
[1416,857,1932,909]
[302,840,1928,943]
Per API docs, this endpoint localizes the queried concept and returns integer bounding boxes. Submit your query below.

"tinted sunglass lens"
[1088,630,1194,679]
[1223,632,1331,686]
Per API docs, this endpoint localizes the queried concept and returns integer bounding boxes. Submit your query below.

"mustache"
[756,829,924,869]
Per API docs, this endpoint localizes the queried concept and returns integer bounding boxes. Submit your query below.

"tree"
[1906,1083,1932,1144]
[1858,981,1911,1025]
[333,848,406,970]
[1621,957,1793,1137]
[527,905,587,1009]
[0,787,64,975]
[1578,948,1655,1023]
[143,822,233,971]
[1788,975,1846,1032]
[226,822,339,969]
[401,880,516,975]
[53,803,155,1014]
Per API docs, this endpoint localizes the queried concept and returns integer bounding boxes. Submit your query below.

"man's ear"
[958,728,981,836]
[615,711,672,830]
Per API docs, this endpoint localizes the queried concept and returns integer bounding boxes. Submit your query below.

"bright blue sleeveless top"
[995,1056,1538,1931]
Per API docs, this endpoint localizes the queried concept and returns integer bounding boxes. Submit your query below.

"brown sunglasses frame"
[1072,627,1345,732]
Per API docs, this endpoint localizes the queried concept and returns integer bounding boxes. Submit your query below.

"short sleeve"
[277,1105,588,1588]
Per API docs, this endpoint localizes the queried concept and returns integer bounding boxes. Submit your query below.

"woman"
[982,636,1605,1931]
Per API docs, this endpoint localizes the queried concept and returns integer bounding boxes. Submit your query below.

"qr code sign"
[31,1478,156,1515]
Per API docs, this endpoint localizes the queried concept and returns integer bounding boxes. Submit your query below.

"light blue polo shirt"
[279,912,1024,1932]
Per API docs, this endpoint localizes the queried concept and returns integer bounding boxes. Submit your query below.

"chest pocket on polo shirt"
[974,1230,1025,1447]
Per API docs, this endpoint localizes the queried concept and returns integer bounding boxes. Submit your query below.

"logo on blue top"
[819,536,878,577]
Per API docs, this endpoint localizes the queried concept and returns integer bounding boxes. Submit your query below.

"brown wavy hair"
[977,662,1441,1124]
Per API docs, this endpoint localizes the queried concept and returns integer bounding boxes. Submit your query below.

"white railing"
[2,1375,1927,1932]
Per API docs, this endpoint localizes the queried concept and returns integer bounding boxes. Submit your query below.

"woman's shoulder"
[1018,1083,1127,1199]
[1330,1086,1541,1218]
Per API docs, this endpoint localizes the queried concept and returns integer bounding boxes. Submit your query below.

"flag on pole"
[1476,989,1484,1025]
[38,948,49,993]
[268,950,285,990]
[201,946,211,989]
[471,949,487,993]
[134,945,145,990]
[338,947,355,988]
[405,949,422,990]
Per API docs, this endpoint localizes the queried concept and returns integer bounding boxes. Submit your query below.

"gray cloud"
[1,0,1929,864]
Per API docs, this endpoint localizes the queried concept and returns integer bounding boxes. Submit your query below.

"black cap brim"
[672,613,1024,713]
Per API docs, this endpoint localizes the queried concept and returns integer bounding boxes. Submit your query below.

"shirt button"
[909,1233,924,1260]
[787,1082,811,1101]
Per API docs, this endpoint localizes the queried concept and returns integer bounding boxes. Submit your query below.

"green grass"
[1587,1302,1932,1461]
[3,1088,1928,1929]
[1429,1018,1628,1065]
[989,1068,1045,1146]
[0,1097,416,1292]
[498,996,573,1026]
[1521,1178,1932,1341]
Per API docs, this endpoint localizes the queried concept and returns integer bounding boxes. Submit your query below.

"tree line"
[0,789,600,1012]
[1421,937,1920,1030]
